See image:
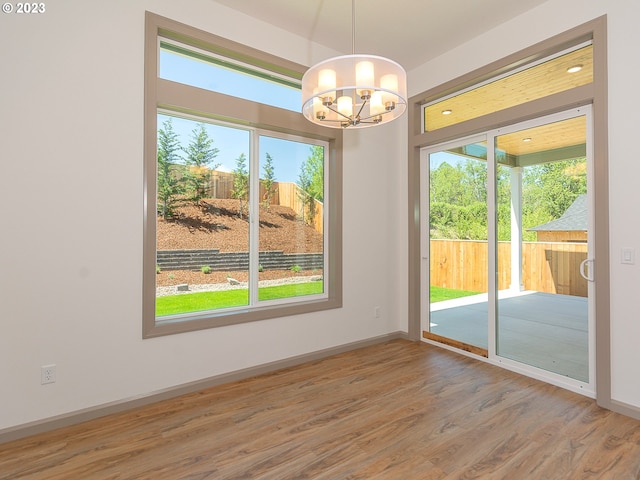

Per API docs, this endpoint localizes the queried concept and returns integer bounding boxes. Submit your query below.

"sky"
[158,49,315,183]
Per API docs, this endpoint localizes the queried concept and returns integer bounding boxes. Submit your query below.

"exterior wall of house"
[536,231,588,242]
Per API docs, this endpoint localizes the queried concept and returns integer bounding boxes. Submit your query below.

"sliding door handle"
[579,258,594,282]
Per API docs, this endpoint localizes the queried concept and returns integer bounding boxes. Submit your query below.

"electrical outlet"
[41,365,56,385]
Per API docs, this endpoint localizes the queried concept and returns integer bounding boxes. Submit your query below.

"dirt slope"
[156,198,323,286]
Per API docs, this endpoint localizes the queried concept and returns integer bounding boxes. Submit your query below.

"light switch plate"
[621,248,635,265]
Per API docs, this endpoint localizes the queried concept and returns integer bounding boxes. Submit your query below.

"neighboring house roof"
[528,194,587,232]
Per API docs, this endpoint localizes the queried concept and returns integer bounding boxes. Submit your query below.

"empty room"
[2,0,640,477]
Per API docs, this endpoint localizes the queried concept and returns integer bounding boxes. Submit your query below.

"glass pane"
[155,114,251,317]
[495,116,589,382]
[258,136,325,301]
[159,42,301,112]
[428,142,488,351]
[424,44,592,132]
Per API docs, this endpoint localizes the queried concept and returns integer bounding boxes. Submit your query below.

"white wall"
[0,0,407,431]
[409,0,640,409]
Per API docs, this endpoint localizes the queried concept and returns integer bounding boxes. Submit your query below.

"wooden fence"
[209,171,323,234]
[276,182,324,235]
[430,239,588,297]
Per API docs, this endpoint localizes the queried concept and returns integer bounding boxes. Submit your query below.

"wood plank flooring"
[2,339,640,479]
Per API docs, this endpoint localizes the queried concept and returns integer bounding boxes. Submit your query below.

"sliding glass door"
[422,137,489,356]
[493,111,592,384]
[421,107,594,392]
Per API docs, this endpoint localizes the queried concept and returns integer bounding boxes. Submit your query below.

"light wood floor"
[2,339,640,479]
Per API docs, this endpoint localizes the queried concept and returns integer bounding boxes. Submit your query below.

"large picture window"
[144,13,342,337]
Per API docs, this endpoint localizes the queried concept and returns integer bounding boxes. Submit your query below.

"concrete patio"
[429,290,589,382]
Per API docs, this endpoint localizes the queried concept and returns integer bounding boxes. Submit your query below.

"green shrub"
[290,265,301,273]
[201,265,211,274]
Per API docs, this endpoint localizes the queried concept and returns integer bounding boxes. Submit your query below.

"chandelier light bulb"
[369,91,385,116]
[337,96,354,118]
[380,73,399,108]
[356,60,375,98]
[318,68,337,105]
[313,95,326,120]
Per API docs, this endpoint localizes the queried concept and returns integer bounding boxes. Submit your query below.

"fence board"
[430,239,588,297]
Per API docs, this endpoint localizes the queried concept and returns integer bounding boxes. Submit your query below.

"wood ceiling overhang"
[424,44,592,162]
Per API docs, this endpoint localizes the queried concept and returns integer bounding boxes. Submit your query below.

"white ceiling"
[212,0,549,70]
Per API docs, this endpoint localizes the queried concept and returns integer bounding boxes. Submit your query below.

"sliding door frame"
[487,107,594,394]
[419,107,594,395]
[420,134,489,355]
[408,17,611,407]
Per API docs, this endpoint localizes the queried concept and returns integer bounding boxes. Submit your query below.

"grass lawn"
[430,286,480,302]
[156,282,323,317]
[157,282,477,317]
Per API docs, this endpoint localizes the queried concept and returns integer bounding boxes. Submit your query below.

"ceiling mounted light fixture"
[301,0,407,128]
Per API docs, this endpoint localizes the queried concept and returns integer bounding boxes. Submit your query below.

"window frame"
[143,12,343,338]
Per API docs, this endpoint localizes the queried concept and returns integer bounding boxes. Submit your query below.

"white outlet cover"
[41,365,57,384]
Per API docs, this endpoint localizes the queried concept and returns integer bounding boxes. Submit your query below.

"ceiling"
[212,0,549,71]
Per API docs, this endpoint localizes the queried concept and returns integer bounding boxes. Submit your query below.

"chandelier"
[301,0,407,129]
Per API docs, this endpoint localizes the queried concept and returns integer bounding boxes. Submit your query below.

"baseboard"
[606,398,640,421]
[0,331,409,445]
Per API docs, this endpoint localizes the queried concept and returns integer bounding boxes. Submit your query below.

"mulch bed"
[156,199,324,287]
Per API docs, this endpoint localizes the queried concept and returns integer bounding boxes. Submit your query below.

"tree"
[430,162,466,205]
[525,159,587,219]
[261,153,277,210]
[304,146,324,202]
[461,160,488,204]
[520,158,587,240]
[297,146,324,225]
[157,118,185,219]
[430,160,489,239]
[496,164,513,241]
[428,156,588,242]
[182,123,220,205]
[231,153,249,219]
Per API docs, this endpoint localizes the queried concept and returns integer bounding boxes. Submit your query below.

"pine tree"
[261,153,277,210]
[157,118,185,219]
[231,153,249,219]
[297,146,324,225]
[182,123,220,206]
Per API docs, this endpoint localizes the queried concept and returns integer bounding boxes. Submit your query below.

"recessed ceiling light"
[441,109,452,115]
[523,137,532,142]
[567,64,583,73]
